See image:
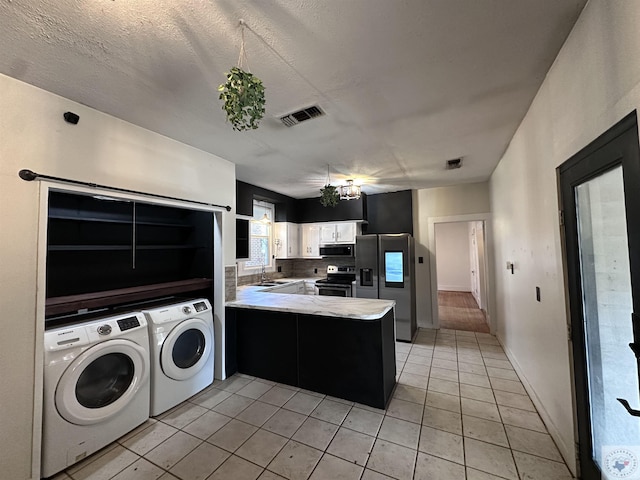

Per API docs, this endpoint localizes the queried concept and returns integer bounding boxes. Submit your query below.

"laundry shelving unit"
[45,190,214,319]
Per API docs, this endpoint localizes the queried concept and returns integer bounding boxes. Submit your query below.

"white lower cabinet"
[268,281,311,295]
[304,280,317,295]
[272,283,299,294]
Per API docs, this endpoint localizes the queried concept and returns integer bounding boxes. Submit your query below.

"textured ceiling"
[1,0,586,199]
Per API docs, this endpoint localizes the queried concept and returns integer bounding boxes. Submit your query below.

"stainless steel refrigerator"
[355,234,417,342]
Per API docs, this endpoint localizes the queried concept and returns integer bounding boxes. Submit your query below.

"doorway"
[434,221,489,333]
[559,111,640,480]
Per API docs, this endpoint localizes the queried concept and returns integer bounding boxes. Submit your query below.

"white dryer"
[143,298,214,416]
[41,312,150,478]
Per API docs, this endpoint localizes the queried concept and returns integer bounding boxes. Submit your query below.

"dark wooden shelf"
[136,221,193,228]
[49,214,132,224]
[48,245,131,251]
[48,244,201,251]
[46,278,213,316]
[136,244,199,250]
[49,214,193,229]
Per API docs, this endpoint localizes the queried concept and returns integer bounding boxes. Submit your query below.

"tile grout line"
[64,326,571,480]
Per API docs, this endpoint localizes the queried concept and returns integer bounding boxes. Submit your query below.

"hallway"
[438,291,490,333]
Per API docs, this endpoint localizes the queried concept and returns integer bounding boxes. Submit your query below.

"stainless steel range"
[315,265,356,297]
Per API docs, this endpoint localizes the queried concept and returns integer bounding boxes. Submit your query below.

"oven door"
[316,284,352,297]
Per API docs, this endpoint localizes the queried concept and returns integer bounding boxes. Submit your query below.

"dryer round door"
[55,339,149,426]
[160,317,213,381]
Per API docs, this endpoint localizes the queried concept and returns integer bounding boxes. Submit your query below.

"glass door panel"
[575,165,640,477]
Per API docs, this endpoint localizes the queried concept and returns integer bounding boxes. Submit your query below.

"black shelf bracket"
[18,169,232,211]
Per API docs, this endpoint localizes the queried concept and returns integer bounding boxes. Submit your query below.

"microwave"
[319,244,355,257]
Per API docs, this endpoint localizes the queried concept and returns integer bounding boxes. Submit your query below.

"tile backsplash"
[224,265,237,301]
[235,258,356,286]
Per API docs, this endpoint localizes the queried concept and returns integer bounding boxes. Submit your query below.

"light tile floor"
[51,328,575,480]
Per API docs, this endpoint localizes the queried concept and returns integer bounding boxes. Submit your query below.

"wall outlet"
[277,266,282,273]
[314,268,318,274]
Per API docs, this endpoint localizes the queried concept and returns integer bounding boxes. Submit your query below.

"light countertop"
[227,281,395,320]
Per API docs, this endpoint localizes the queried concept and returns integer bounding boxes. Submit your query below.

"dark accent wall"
[236,180,297,221]
[295,193,367,223]
[363,190,413,235]
[236,181,412,234]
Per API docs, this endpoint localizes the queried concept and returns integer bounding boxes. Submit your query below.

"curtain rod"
[18,169,232,211]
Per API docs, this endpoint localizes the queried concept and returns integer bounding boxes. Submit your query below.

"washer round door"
[160,317,213,381]
[55,339,149,426]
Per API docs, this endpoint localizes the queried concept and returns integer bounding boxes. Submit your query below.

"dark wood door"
[559,111,640,479]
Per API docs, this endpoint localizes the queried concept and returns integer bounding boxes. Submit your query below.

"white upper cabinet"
[274,221,358,258]
[301,224,321,257]
[320,222,358,244]
[319,224,337,244]
[336,222,357,243]
[274,222,299,259]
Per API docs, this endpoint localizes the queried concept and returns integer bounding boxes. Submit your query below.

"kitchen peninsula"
[226,284,396,409]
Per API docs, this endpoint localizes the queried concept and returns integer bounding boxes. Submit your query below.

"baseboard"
[497,335,578,477]
[437,286,471,292]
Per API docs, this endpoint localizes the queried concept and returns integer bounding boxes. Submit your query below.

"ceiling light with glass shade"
[259,213,271,224]
[340,180,361,200]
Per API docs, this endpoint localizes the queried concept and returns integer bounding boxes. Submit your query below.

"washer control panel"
[45,312,146,350]
[182,306,192,315]
[194,301,208,312]
[117,316,141,331]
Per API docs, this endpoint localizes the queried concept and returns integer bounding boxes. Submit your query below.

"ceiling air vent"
[279,105,325,127]
[446,158,462,169]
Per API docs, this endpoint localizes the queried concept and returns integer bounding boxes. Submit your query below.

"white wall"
[413,183,490,328]
[489,0,640,474]
[0,73,236,479]
[435,222,471,292]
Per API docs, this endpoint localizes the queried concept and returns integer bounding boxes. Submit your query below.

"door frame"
[427,213,495,334]
[558,110,640,479]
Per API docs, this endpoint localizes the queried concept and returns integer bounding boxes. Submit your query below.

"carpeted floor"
[438,290,490,333]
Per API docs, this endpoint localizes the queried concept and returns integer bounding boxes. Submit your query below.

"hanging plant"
[320,185,339,207]
[218,21,266,131]
[319,165,339,207]
[218,67,265,131]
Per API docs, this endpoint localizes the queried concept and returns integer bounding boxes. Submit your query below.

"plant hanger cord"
[237,21,250,72]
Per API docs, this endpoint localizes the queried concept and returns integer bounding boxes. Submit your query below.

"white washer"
[143,298,214,416]
[41,312,150,478]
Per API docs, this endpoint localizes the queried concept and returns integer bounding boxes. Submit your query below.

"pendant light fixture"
[339,180,361,200]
